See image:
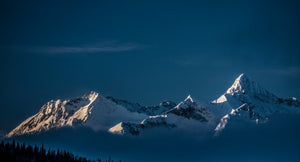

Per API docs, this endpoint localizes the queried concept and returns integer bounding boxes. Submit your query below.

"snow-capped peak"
[227,73,251,94]
[184,95,194,103]
[225,73,270,96]
[82,91,99,101]
[6,91,148,137]
[174,95,195,109]
[6,73,300,138]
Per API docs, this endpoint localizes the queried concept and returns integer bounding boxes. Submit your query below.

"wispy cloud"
[26,42,143,54]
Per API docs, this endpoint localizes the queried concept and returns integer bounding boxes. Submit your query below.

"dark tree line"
[0,140,121,162]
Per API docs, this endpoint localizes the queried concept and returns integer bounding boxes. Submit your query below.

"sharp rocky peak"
[82,91,99,100]
[226,73,268,95]
[184,95,194,103]
[6,73,300,138]
[174,95,196,110]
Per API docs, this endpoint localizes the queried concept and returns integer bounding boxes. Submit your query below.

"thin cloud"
[276,67,300,76]
[27,42,143,54]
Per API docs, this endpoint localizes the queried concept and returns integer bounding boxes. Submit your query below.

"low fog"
[6,113,300,162]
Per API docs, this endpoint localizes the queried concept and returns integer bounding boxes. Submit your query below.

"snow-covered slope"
[6,73,300,138]
[108,115,175,135]
[213,74,300,134]
[167,95,211,122]
[7,91,148,137]
[109,95,214,135]
[106,96,176,115]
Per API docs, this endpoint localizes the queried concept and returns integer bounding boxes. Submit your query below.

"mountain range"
[6,73,300,138]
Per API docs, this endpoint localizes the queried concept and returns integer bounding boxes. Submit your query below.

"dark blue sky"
[0,0,299,132]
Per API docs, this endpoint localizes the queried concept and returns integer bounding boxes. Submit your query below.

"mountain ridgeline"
[6,74,300,137]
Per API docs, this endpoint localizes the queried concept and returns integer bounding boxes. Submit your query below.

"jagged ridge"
[6,73,300,137]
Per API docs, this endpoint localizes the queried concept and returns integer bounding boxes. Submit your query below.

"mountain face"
[7,92,173,137]
[6,73,300,137]
[108,115,176,135]
[106,96,176,116]
[167,95,210,122]
[7,92,99,137]
[213,74,300,134]
[109,95,213,135]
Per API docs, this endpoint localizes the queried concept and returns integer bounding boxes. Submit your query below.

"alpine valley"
[6,74,300,138]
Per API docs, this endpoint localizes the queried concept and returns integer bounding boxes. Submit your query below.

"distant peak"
[226,73,267,95]
[238,73,246,78]
[226,73,252,94]
[184,95,194,103]
[89,91,98,95]
[82,91,99,100]
[234,73,250,84]
[174,95,196,109]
